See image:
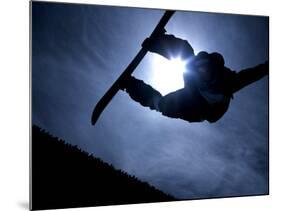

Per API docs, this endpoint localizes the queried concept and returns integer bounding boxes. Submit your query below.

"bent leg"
[232,61,269,93]
[123,77,209,122]
[124,76,163,111]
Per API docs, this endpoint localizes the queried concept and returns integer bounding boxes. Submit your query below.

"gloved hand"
[141,37,154,50]
[141,28,166,50]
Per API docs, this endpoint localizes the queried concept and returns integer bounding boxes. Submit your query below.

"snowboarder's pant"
[124,61,268,119]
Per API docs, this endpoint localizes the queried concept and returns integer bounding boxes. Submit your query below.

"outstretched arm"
[231,61,269,93]
[142,34,195,60]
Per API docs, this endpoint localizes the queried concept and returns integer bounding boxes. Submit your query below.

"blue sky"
[32,2,268,199]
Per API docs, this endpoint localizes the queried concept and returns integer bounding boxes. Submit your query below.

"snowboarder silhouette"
[120,33,268,123]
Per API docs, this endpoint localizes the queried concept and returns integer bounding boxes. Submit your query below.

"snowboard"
[91,10,175,125]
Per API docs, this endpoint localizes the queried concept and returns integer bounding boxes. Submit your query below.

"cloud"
[32,2,268,199]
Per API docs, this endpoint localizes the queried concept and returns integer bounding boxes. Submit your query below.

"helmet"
[183,51,224,86]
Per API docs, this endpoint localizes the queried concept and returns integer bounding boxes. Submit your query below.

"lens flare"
[150,55,188,95]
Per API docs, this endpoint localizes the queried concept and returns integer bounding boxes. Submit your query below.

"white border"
[0,0,280,210]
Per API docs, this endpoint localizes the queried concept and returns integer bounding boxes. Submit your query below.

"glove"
[141,37,154,50]
[141,28,167,50]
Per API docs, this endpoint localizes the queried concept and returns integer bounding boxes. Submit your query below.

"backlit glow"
[150,55,188,95]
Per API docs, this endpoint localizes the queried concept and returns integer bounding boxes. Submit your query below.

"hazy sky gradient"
[32,2,269,199]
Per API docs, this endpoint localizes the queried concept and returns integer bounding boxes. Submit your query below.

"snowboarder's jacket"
[123,34,268,123]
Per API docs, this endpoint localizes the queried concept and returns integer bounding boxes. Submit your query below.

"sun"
[150,55,188,95]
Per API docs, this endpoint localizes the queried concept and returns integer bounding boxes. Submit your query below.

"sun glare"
[150,55,187,95]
